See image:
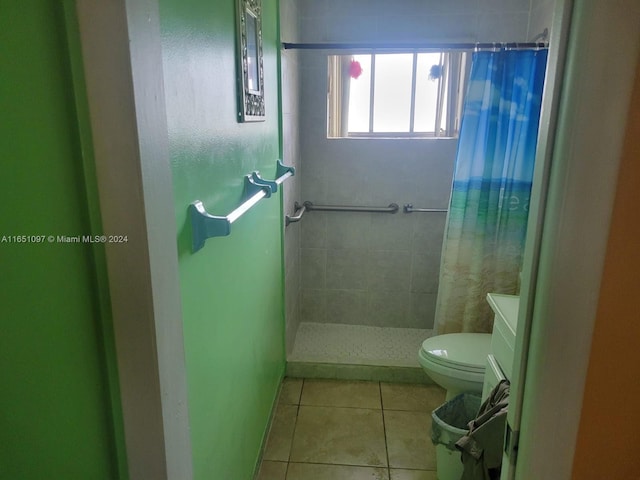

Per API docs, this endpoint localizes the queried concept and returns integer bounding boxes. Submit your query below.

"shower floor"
[288,322,433,368]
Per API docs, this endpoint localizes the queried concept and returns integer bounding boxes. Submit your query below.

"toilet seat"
[419,333,491,373]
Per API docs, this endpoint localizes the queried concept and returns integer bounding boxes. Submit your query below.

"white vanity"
[483,293,519,400]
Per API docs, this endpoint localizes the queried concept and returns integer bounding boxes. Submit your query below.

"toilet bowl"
[418,333,492,400]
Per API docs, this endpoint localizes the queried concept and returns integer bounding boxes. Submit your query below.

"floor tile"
[287,463,389,480]
[389,469,438,480]
[263,404,298,462]
[300,379,381,409]
[280,378,304,405]
[257,460,288,480]
[384,410,436,470]
[290,405,387,467]
[390,468,438,480]
[381,383,445,412]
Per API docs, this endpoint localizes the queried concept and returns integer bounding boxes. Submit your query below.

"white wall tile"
[326,249,370,289]
[366,251,412,292]
[476,12,530,42]
[527,0,555,41]
[368,214,413,251]
[326,289,369,324]
[410,293,438,329]
[326,213,372,249]
[366,291,412,327]
[301,289,327,323]
[301,211,327,248]
[301,248,327,288]
[479,0,530,13]
[410,252,441,294]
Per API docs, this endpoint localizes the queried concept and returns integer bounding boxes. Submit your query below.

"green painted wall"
[159,0,285,479]
[0,2,123,479]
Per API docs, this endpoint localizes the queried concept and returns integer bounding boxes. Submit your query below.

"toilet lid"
[420,333,491,372]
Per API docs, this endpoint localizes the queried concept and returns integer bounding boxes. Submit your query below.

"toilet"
[418,333,492,400]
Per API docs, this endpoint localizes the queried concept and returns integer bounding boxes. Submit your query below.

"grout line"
[284,460,390,469]
[295,377,304,405]
[379,381,392,474]
[286,378,303,467]
[297,404,383,411]
[278,460,438,473]
[270,378,441,477]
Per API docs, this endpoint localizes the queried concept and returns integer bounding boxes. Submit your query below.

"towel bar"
[189,160,295,252]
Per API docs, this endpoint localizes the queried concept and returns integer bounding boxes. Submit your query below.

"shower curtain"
[434,49,548,334]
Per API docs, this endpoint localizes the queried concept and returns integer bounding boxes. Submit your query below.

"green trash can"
[431,393,482,480]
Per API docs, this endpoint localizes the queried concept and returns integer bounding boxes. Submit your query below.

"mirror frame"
[236,0,265,122]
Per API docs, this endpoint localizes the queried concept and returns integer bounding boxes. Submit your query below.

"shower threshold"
[286,322,434,384]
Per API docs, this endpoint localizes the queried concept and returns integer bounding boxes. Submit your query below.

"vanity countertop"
[486,293,519,338]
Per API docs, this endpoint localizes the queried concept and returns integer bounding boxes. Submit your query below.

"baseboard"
[285,361,435,384]
[251,373,285,480]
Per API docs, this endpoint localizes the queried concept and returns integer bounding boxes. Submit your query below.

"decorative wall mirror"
[236,0,265,122]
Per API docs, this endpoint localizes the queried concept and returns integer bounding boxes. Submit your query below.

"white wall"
[76,0,192,477]
[512,0,640,477]
[297,0,534,44]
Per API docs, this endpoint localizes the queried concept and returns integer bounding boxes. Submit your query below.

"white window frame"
[328,50,470,139]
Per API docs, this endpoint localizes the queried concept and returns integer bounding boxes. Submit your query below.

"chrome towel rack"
[303,201,399,214]
[403,204,448,213]
[189,160,295,252]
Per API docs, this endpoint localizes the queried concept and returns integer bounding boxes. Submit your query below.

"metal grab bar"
[189,161,295,252]
[285,202,306,226]
[303,201,399,214]
[403,204,448,213]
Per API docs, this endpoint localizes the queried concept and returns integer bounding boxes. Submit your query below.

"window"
[327,51,470,138]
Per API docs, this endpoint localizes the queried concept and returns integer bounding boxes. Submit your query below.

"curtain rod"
[282,42,548,51]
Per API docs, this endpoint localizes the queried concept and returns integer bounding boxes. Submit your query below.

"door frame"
[74,1,192,479]
[506,0,640,478]
[72,0,640,478]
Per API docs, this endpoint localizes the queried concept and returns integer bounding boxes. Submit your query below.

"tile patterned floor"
[257,378,445,480]
[289,323,433,367]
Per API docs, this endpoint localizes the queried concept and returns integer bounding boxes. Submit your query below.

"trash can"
[431,393,482,480]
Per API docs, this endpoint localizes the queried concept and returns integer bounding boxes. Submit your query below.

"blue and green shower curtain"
[434,49,548,334]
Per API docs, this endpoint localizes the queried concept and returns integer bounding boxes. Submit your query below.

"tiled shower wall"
[298,139,456,329]
[281,0,557,347]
